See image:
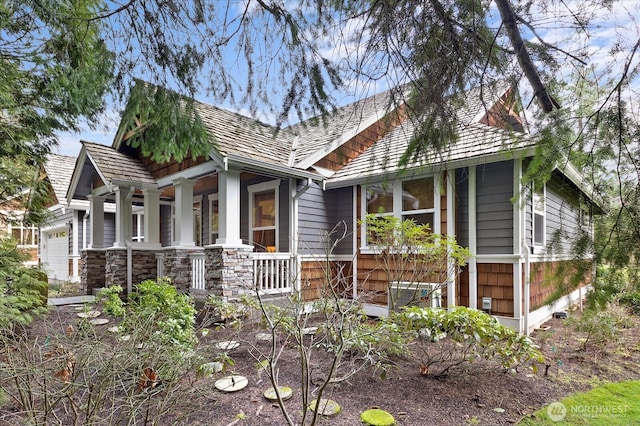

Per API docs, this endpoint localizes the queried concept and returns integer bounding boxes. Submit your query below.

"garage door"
[42,230,69,281]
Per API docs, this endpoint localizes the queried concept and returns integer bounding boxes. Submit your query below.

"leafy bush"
[98,279,197,351]
[203,294,257,328]
[96,285,126,316]
[392,306,545,376]
[0,238,48,329]
[362,214,470,311]
[567,308,622,351]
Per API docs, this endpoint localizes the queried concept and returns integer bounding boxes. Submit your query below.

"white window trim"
[361,174,440,251]
[532,185,546,253]
[8,220,39,247]
[132,208,144,242]
[248,180,280,250]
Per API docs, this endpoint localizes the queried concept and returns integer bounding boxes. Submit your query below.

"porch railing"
[188,251,293,295]
[190,252,206,291]
[253,252,293,295]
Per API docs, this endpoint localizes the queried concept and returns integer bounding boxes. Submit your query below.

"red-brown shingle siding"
[314,106,406,171]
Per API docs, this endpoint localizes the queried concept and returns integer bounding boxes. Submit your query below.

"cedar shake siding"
[314,106,406,172]
[527,260,593,311]
[300,259,354,301]
[459,264,515,317]
[476,263,514,316]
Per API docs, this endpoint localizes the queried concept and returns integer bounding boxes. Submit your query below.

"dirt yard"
[2,302,640,426]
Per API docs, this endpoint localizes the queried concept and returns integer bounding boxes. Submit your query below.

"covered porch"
[72,142,300,300]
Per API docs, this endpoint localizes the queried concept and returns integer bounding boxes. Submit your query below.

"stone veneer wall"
[205,246,254,299]
[81,249,106,295]
[105,248,161,288]
[162,248,203,293]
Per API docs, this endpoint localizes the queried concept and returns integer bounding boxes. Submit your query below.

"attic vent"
[389,282,442,312]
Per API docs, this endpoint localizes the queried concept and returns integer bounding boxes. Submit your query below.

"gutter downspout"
[292,178,314,294]
[126,186,134,297]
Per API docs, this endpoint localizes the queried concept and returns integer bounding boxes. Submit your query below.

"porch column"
[173,177,195,247]
[468,165,478,309]
[88,194,105,249]
[446,169,456,308]
[114,185,133,248]
[216,169,244,246]
[143,187,161,248]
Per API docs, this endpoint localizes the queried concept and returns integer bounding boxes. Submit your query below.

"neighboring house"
[66,81,603,333]
[0,190,40,266]
[39,153,117,283]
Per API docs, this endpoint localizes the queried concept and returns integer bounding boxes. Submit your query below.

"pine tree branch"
[495,0,559,112]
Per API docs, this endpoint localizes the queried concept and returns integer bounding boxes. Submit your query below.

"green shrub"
[101,279,197,351]
[0,238,48,329]
[567,308,622,351]
[96,285,126,316]
[392,306,545,376]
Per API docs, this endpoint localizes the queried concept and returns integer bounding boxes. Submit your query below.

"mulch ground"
[2,302,640,426]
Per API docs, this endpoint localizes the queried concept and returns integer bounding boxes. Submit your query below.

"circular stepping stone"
[108,326,123,333]
[263,386,292,401]
[77,310,101,318]
[256,332,272,341]
[198,362,224,377]
[215,375,248,392]
[309,399,340,416]
[360,409,396,426]
[119,335,131,342]
[216,340,240,351]
[89,318,109,325]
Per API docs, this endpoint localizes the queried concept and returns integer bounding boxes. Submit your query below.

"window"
[132,212,144,242]
[364,176,437,246]
[249,180,280,252]
[193,198,202,246]
[209,194,219,244]
[9,221,39,247]
[533,187,545,247]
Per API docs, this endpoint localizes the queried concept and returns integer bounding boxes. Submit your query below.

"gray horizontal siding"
[545,177,584,255]
[476,161,514,255]
[455,168,469,248]
[297,184,353,256]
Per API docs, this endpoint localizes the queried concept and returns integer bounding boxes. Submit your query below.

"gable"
[313,105,407,172]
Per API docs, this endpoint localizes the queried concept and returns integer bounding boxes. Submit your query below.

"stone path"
[48,295,96,306]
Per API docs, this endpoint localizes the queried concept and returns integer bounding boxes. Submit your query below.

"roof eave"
[66,148,89,204]
[324,146,536,189]
[226,154,323,181]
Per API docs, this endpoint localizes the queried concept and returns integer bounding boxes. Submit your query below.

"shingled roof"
[44,153,77,204]
[326,119,536,187]
[83,141,155,186]
[193,100,293,167]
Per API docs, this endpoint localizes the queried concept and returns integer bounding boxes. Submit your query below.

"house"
[37,153,116,283]
[0,189,40,266]
[66,81,603,333]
